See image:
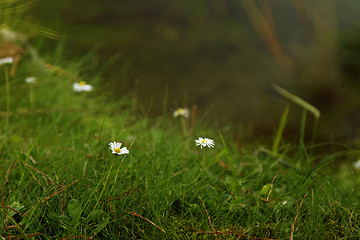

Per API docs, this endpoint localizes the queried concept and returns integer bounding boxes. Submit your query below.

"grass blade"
[272,105,290,155]
[272,84,320,118]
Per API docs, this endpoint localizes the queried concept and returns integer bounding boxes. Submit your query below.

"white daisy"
[25,77,36,84]
[173,108,190,118]
[109,142,129,155]
[0,56,13,65]
[73,81,93,92]
[195,137,215,149]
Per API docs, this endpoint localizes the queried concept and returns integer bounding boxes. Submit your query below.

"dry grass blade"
[21,162,55,184]
[40,180,78,204]
[266,168,281,201]
[21,152,38,165]
[239,0,292,68]
[2,185,10,239]
[0,223,25,231]
[3,233,42,240]
[45,63,78,80]
[0,108,79,117]
[3,160,17,186]
[198,193,218,240]
[58,235,94,240]
[109,185,136,201]
[23,164,47,191]
[124,210,166,234]
[184,226,277,240]
[23,179,78,217]
[22,21,65,39]
[290,192,308,240]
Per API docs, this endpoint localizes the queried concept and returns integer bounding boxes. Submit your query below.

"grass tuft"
[1,8,360,239]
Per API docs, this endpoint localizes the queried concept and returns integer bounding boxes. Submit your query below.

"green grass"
[1,43,360,240]
[1,9,360,239]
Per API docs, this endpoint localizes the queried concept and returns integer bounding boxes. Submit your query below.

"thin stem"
[181,117,187,139]
[5,66,10,133]
[111,139,134,192]
[93,157,115,211]
[299,109,307,144]
[201,149,206,169]
[29,86,34,111]
[111,154,128,193]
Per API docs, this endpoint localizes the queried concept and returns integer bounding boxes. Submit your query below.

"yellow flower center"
[79,81,86,86]
[114,147,121,153]
[201,139,206,143]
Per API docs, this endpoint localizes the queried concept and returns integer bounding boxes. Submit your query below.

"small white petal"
[195,137,215,149]
[174,108,190,118]
[0,56,13,65]
[108,141,129,155]
[354,160,360,169]
[25,77,36,83]
[73,82,93,92]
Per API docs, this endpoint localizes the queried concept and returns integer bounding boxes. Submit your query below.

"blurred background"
[23,0,360,142]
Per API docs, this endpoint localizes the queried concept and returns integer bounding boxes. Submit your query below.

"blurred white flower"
[108,142,129,155]
[0,26,25,42]
[354,159,360,169]
[73,81,93,92]
[195,137,215,149]
[173,108,190,118]
[0,56,13,65]
[25,77,36,84]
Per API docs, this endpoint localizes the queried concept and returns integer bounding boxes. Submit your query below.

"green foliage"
[1,28,360,240]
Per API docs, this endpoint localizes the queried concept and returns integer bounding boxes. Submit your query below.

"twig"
[290,192,308,240]
[124,210,166,234]
[198,193,218,240]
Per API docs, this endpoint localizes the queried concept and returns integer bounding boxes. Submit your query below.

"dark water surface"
[31,0,360,141]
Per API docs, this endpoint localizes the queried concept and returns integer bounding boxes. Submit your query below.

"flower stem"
[93,157,115,211]
[29,86,34,111]
[201,149,206,169]
[111,154,127,192]
[5,66,10,133]
[181,117,187,139]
